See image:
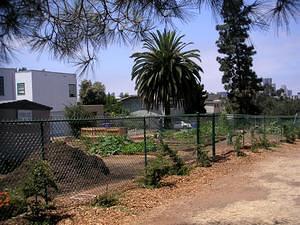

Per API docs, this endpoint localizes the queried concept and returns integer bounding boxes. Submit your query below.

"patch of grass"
[92,192,119,208]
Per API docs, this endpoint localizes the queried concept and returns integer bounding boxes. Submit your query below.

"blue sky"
[7,9,300,96]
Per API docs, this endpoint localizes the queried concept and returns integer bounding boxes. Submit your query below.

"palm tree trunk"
[164,100,171,129]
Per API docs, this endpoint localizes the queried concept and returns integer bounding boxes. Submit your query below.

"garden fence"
[0,113,299,220]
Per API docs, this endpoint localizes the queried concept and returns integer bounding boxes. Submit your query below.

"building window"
[0,76,4,96]
[69,84,76,97]
[17,83,25,95]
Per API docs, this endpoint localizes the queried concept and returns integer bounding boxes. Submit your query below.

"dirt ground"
[53,141,300,225]
[129,142,300,225]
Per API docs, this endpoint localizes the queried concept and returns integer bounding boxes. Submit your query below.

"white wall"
[31,70,77,111]
[0,68,17,101]
[15,71,33,101]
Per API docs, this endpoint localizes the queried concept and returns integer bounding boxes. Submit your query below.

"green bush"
[140,140,189,188]
[22,160,58,218]
[64,104,95,137]
[0,190,27,221]
[283,124,296,143]
[234,133,246,157]
[142,156,172,187]
[196,145,211,167]
[92,192,119,208]
[83,135,157,156]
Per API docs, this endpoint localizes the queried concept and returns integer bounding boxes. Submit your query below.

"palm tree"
[131,30,206,119]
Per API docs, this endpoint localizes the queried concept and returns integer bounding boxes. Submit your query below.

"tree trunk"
[164,100,171,129]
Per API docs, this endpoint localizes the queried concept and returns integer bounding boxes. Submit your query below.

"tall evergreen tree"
[216,0,262,114]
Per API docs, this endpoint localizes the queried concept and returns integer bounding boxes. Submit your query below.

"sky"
[6,8,300,96]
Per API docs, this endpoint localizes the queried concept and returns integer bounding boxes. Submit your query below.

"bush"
[0,190,27,221]
[142,156,172,187]
[196,145,211,167]
[64,104,95,137]
[140,140,189,188]
[283,124,296,143]
[92,192,119,208]
[234,133,246,157]
[22,160,58,218]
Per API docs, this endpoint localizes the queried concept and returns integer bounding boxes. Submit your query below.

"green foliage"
[257,94,300,115]
[22,161,58,200]
[283,124,296,143]
[216,0,262,114]
[142,156,172,188]
[83,135,156,156]
[21,161,58,219]
[92,192,119,208]
[104,93,129,117]
[234,133,246,157]
[196,145,211,167]
[160,140,189,176]
[79,80,106,105]
[141,140,189,188]
[0,190,27,221]
[64,104,95,137]
[131,29,206,116]
[258,132,273,150]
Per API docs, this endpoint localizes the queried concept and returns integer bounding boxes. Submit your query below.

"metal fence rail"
[0,113,299,221]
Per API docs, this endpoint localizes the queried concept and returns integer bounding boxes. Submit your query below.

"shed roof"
[0,100,52,110]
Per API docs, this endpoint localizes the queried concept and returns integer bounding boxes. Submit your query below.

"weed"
[92,192,119,208]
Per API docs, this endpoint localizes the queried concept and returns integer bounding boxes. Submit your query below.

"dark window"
[17,83,25,95]
[69,84,76,97]
[0,77,4,96]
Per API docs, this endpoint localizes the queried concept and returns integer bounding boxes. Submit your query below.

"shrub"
[234,133,246,157]
[22,160,58,218]
[0,190,27,221]
[92,192,119,208]
[160,140,189,175]
[142,156,172,187]
[283,124,296,143]
[140,140,189,188]
[64,104,95,137]
[196,145,211,167]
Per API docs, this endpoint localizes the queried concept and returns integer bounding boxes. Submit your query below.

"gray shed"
[0,99,52,121]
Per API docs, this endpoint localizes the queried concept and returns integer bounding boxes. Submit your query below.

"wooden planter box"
[81,127,128,137]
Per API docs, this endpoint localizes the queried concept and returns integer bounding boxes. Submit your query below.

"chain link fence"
[0,113,299,221]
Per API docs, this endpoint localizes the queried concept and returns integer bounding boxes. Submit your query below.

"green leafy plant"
[92,192,119,208]
[234,133,246,157]
[283,124,296,143]
[141,156,172,187]
[0,190,27,221]
[160,140,189,176]
[83,135,157,156]
[64,104,95,137]
[196,144,211,167]
[22,160,58,218]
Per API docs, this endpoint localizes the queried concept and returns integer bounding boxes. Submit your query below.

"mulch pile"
[0,142,110,195]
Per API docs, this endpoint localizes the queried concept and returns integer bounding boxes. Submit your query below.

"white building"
[262,78,272,86]
[0,68,77,113]
[0,68,17,101]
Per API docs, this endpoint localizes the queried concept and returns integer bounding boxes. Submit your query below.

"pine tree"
[216,0,262,114]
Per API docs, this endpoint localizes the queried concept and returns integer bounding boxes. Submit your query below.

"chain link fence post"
[143,117,148,169]
[212,113,216,159]
[40,121,48,204]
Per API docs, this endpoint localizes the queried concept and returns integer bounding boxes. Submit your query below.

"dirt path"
[131,143,300,225]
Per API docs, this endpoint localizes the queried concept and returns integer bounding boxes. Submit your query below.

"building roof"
[0,100,52,110]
